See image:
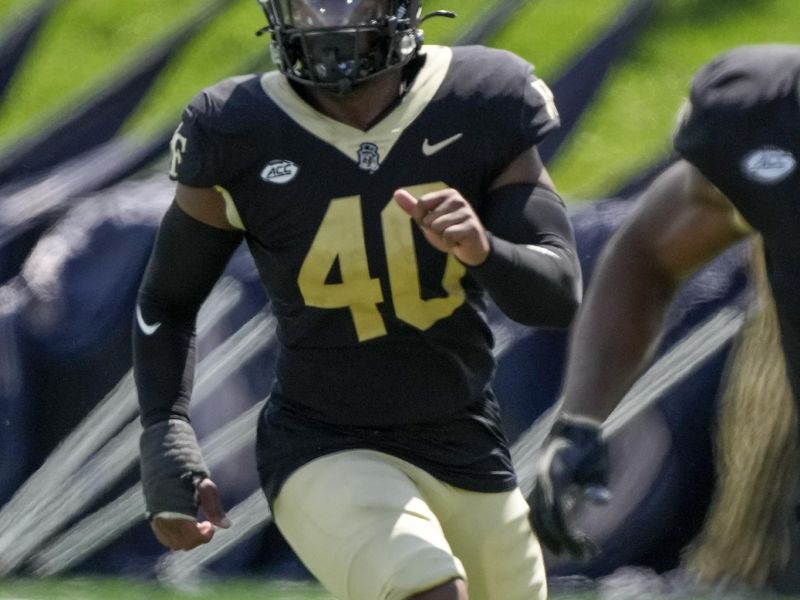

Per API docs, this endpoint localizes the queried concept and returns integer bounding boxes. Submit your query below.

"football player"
[530,44,800,585]
[134,1,581,599]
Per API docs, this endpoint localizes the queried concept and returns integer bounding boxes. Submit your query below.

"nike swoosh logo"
[422,133,463,156]
[136,305,161,336]
[525,244,560,259]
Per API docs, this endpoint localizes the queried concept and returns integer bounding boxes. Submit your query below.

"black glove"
[528,414,610,560]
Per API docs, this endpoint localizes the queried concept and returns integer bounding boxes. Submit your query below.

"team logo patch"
[357,142,380,173]
[261,159,299,184]
[741,147,796,184]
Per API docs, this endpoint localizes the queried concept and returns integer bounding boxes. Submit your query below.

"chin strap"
[418,10,457,24]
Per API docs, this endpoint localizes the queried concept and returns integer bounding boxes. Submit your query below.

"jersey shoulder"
[690,45,800,116]
[674,45,800,157]
[449,45,532,80]
[447,45,551,103]
[170,74,285,186]
[183,74,272,136]
[439,45,559,152]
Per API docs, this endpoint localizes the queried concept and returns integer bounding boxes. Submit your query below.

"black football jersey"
[673,44,800,400]
[170,45,559,499]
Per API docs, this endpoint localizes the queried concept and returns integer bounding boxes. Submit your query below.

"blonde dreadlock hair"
[684,237,798,588]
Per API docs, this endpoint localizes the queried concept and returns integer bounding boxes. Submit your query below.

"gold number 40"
[298,182,467,341]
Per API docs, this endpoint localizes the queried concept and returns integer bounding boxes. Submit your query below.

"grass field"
[3,0,799,199]
[0,576,787,600]
[0,578,333,600]
[537,0,800,198]
[0,579,768,600]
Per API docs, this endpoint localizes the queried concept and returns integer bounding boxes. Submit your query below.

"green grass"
[0,0,39,29]
[0,578,332,600]
[123,0,492,139]
[122,1,274,139]
[0,0,492,147]
[419,0,491,44]
[0,0,207,145]
[489,0,630,82]
[0,577,784,600]
[539,0,800,199]
[2,0,800,196]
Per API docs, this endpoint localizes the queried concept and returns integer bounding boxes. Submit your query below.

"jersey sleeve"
[672,56,731,178]
[168,91,222,187]
[519,68,560,150]
[672,47,767,188]
[478,50,560,171]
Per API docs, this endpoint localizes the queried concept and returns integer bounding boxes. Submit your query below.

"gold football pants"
[274,449,547,600]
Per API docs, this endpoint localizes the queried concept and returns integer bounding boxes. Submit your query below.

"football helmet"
[258,0,425,94]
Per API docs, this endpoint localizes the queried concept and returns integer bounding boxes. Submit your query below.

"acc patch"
[740,147,796,184]
[261,159,299,184]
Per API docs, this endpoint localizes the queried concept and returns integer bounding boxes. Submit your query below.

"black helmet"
[258,0,423,94]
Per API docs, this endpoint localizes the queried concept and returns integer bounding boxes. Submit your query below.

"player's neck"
[302,71,405,131]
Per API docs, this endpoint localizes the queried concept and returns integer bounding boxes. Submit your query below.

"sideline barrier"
[0,188,750,578]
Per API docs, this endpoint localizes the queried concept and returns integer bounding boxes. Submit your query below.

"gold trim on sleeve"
[214,185,246,231]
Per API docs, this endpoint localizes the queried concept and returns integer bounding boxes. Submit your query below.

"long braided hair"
[684,237,798,588]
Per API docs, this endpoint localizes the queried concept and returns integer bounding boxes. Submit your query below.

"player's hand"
[394,188,490,266]
[528,415,610,560]
[150,477,231,551]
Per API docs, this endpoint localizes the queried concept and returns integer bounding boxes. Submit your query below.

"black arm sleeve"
[468,183,581,328]
[134,202,243,428]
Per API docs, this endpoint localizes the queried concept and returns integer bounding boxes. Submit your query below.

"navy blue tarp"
[0,184,751,578]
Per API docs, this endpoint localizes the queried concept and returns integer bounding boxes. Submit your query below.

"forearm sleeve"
[134,201,243,427]
[469,183,582,327]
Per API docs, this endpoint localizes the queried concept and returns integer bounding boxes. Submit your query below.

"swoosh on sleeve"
[136,304,162,336]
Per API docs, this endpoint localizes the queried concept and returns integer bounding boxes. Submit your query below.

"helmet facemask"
[259,0,421,95]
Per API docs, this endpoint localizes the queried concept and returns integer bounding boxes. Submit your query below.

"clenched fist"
[394,188,490,266]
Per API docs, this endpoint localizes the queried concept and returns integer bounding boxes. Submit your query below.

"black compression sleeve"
[134,202,243,428]
[469,183,581,327]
